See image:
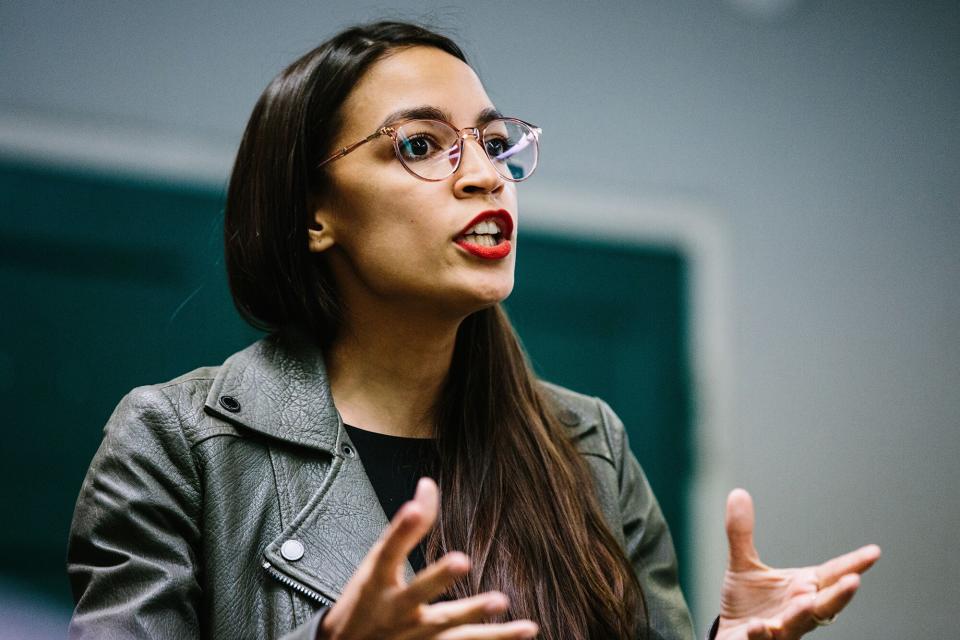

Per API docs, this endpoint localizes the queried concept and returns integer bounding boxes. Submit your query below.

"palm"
[715,490,880,640]
[722,564,815,622]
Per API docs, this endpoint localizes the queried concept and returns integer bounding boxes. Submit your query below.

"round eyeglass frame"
[317,117,543,182]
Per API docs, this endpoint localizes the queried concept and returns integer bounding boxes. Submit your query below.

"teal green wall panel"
[0,160,692,611]
[1,160,261,607]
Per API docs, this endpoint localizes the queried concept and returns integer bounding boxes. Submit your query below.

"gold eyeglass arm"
[317,126,394,168]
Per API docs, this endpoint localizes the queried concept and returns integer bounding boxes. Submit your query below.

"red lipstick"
[454,209,514,260]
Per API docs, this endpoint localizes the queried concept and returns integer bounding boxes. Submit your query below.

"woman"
[67,21,879,640]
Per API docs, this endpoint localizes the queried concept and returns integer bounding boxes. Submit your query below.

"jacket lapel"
[203,331,414,602]
[262,448,417,602]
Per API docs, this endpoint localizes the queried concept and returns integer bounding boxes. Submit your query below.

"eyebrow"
[378,105,503,129]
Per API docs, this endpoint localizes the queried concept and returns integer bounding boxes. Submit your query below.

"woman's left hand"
[715,489,881,640]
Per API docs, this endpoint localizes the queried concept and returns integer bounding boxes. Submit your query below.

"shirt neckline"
[342,423,435,442]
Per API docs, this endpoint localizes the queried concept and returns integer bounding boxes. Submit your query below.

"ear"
[307,205,336,254]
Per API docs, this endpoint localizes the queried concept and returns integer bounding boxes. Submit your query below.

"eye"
[394,120,459,165]
[484,136,510,159]
[399,135,439,160]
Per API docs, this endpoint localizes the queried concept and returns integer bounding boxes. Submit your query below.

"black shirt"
[342,424,439,572]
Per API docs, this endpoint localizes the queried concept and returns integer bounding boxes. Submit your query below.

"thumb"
[725,488,763,572]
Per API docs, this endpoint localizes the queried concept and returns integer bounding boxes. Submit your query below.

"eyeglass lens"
[394,119,538,181]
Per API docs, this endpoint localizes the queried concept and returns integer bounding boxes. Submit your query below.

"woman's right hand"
[317,477,539,640]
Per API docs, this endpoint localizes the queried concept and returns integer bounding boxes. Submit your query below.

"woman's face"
[312,46,519,319]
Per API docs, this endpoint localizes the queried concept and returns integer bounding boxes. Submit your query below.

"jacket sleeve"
[67,386,330,640]
[279,608,330,640]
[67,386,204,639]
[597,399,697,640]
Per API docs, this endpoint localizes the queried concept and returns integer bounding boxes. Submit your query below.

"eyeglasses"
[317,117,542,182]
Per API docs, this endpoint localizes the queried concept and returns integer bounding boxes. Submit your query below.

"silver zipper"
[262,560,335,607]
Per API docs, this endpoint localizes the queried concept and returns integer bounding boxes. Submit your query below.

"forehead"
[337,46,495,138]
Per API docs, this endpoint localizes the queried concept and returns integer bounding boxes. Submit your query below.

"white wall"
[2,1,957,637]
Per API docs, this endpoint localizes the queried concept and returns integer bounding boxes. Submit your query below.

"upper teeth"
[464,220,501,235]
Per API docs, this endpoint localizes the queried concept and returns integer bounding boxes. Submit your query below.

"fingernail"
[448,551,470,570]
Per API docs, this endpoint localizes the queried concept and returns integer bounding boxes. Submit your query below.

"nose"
[452,131,504,197]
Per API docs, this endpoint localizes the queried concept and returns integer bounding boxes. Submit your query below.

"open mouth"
[459,218,506,247]
[454,210,514,259]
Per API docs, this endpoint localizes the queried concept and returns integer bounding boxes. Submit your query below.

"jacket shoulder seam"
[154,366,219,390]
[156,385,203,487]
[592,396,619,470]
[145,369,246,447]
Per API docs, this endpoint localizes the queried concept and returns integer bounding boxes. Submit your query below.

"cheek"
[333,185,447,279]
[334,179,414,243]
[367,197,435,251]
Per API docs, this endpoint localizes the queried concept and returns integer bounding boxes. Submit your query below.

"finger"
[370,477,440,581]
[417,591,510,630]
[435,620,539,640]
[744,618,774,640]
[814,544,881,589]
[780,574,860,634]
[402,551,472,604]
[725,488,764,571]
[812,573,860,619]
[413,475,440,522]
[777,595,816,636]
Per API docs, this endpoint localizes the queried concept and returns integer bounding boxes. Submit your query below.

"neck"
[325,301,462,439]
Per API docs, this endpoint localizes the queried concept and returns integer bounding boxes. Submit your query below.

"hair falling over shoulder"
[223,20,647,639]
[429,306,648,639]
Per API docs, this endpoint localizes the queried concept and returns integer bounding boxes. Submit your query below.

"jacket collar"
[203,331,601,453]
[203,331,343,454]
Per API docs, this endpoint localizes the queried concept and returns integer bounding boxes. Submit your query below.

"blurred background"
[1,1,956,638]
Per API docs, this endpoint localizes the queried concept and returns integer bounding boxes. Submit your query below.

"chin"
[447,279,514,317]
[474,276,515,305]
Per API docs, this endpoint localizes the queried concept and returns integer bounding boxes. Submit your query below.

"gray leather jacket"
[67,332,694,639]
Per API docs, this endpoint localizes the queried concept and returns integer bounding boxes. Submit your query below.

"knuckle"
[398,586,425,609]
[431,610,453,627]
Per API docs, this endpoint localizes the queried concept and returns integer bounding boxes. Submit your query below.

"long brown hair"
[224,21,646,639]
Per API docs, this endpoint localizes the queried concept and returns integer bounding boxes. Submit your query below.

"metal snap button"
[280,539,305,562]
[558,408,580,426]
[340,443,356,458]
[218,395,241,413]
